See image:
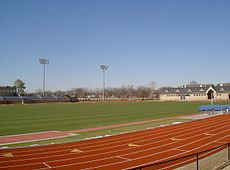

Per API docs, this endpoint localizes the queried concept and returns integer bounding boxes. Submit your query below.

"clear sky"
[0,0,230,92]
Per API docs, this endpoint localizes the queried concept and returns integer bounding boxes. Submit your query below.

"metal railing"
[130,142,230,170]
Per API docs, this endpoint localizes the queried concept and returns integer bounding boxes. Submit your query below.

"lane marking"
[1,153,14,157]
[1,115,227,156]
[1,118,229,164]
[1,115,230,169]
[71,149,84,153]
[204,133,215,136]
[215,141,228,144]
[171,138,181,141]
[162,146,223,170]
[128,143,140,147]
[43,162,52,169]
[173,148,187,152]
[116,156,132,161]
[0,117,229,163]
[85,134,230,170]
[1,117,229,170]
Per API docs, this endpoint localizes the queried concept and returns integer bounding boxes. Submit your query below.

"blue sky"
[0,0,230,92]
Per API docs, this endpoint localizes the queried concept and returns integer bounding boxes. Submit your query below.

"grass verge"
[1,118,189,148]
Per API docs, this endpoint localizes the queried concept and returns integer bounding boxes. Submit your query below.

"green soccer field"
[0,101,208,136]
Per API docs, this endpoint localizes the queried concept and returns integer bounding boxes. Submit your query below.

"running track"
[0,114,230,170]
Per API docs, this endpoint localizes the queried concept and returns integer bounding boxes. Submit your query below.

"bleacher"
[198,105,230,115]
[198,105,230,111]
[0,95,73,104]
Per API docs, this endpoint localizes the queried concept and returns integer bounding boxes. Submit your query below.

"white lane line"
[1,116,230,169]
[171,138,182,141]
[10,119,230,163]
[0,131,60,138]
[4,115,228,158]
[80,135,230,170]
[204,133,215,136]
[2,115,230,169]
[3,115,226,155]
[116,156,132,161]
[1,134,78,146]
[162,146,224,170]
[35,129,230,170]
[173,148,187,152]
[216,141,229,144]
[43,162,51,169]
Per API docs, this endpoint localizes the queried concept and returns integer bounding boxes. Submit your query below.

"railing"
[130,142,230,170]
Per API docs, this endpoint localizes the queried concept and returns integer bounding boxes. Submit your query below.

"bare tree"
[187,80,199,85]
[149,81,157,98]
[30,82,160,100]
[53,90,66,96]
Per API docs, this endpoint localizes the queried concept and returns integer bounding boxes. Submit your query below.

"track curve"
[0,114,230,170]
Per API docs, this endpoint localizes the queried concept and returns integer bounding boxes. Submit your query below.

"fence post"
[228,143,230,161]
[197,153,199,170]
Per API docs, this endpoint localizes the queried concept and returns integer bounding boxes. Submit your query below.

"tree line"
[32,81,159,99]
[12,79,200,99]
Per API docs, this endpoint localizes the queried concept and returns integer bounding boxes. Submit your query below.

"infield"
[0,101,206,136]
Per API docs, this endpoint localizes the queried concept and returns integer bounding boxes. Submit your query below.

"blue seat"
[198,105,230,111]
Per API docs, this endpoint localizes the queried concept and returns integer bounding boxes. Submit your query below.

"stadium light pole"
[211,92,214,105]
[39,58,49,96]
[100,65,109,101]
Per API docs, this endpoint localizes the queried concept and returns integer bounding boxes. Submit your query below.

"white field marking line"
[2,117,228,166]
[112,126,230,159]
[83,134,230,170]
[1,119,194,150]
[1,117,229,168]
[116,156,132,161]
[0,116,228,159]
[121,134,230,170]
[46,134,230,170]
[43,162,51,169]
[0,131,63,139]
[34,123,230,170]
[0,119,226,170]
[75,116,226,148]
[161,145,225,170]
[2,115,223,153]
[4,115,226,156]
[0,134,78,146]
[2,115,226,157]
[173,148,187,152]
[0,162,44,169]
[81,124,230,169]
[216,141,230,144]
[1,116,228,161]
[0,118,207,154]
[10,118,230,170]
[33,157,123,170]
[204,133,215,136]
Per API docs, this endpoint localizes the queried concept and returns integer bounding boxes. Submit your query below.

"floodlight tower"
[39,58,49,96]
[100,65,109,101]
[211,92,214,105]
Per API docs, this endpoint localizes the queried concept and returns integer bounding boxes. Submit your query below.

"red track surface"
[0,114,230,170]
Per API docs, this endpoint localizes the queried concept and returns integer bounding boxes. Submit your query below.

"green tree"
[14,79,26,96]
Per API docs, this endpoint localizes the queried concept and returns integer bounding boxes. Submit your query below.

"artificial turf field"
[0,101,211,137]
